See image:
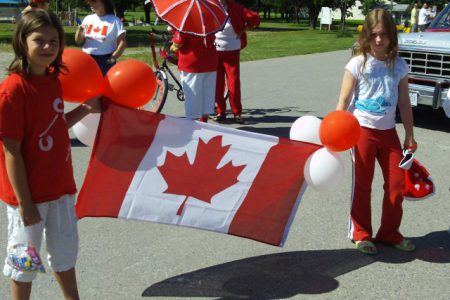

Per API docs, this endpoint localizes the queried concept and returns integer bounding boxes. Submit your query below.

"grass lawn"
[0,17,359,66]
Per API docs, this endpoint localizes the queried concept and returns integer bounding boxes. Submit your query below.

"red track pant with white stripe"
[348,127,405,245]
[215,50,242,116]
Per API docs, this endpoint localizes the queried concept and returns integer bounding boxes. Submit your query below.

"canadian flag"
[76,103,321,246]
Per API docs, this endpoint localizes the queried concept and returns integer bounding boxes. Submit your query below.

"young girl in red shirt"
[0,10,101,299]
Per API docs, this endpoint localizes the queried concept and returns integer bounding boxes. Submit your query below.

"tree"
[361,0,387,15]
[114,0,143,19]
[333,0,357,31]
[306,0,335,29]
[55,0,143,18]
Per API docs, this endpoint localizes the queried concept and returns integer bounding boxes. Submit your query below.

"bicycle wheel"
[143,70,168,113]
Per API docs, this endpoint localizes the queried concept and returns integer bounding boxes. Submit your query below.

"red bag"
[244,8,261,28]
[404,159,435,201]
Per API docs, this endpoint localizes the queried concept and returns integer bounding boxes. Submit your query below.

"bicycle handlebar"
[150,27,171,40]
[149,27,177,70]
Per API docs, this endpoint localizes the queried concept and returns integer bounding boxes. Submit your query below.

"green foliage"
[0,12,359,64]
[361,0,386,15]
[52,0,145,17]
[335,28,354,37]
[242,26,356,61]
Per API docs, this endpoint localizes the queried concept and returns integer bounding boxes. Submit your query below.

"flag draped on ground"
[76,103,321,246]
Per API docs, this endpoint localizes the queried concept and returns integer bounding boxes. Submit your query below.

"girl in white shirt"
[336,8,417,255]
[75,0,126,75]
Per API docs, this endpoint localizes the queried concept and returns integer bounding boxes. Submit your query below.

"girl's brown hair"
[9,10,65,78]
[357,8,398,69]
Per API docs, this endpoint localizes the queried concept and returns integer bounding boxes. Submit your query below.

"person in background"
[74,0,126,76]
[213,0,260,124]
[16,0,50,21]
[418,2,434,31]
[144,0,152,24]
[22,0,50,13]
[170,31,218,122]
[0,10,101,300]
[336,9,417,255]
[410,2,419,32]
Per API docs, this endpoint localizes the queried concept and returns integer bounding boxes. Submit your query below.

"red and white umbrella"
[152,0,227,36]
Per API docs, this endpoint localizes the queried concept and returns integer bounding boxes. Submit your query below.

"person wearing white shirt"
[75,0,126,75]
[418,2,434,31]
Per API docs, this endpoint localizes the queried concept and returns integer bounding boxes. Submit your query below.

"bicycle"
[145,27,228,114]
[145,27,184,113]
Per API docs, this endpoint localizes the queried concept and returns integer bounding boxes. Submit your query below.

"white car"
[398,4,450,110]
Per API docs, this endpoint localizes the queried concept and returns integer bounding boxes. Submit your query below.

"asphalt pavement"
[0,49,449,300]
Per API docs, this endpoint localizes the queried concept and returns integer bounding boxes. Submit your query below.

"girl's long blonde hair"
[356,8,398,69]
[9,10,65,78]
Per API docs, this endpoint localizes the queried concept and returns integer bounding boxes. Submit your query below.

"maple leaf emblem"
[93,26,101,33]
[157,135,246,216]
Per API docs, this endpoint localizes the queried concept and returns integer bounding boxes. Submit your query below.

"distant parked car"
[353,6,450,112]
[397,4,450,110]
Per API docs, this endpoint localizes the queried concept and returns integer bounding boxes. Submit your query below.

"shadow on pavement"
[410,106,450,133]
[407,230,450,264]
[142,249,371,299]
[207,107,313,138]
[142,231,449,299]
[238,125,293,138]
[242,107,314,118]
[371,230,450,264]
[237,107,314,138]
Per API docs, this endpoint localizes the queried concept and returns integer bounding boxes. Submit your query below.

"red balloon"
[59,48,103,103]
[319,111,361,152]
[103,60,157,108]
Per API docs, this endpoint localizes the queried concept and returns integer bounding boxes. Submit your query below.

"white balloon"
[304,148,344,191]
[72,113,101,147]
[289,116,322,145]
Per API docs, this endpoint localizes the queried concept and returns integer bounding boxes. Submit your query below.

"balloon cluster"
[59,49,157,146]
[290,111,361,191]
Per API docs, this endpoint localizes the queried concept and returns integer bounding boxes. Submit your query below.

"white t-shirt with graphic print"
[345,54,409,130]
[81,13,126,55]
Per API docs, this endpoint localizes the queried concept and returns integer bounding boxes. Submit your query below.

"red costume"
[172,31,218,120]
[172,32,217,73]
[215,0,260,120]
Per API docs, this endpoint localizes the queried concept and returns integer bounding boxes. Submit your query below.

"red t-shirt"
[172,32,218,73]
[0,73,77,206]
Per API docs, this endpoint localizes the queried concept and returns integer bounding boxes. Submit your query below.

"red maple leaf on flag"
[157,135,246,215]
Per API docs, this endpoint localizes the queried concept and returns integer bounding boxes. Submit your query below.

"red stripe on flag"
[228,139,321,245]
[76,102,164,218]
